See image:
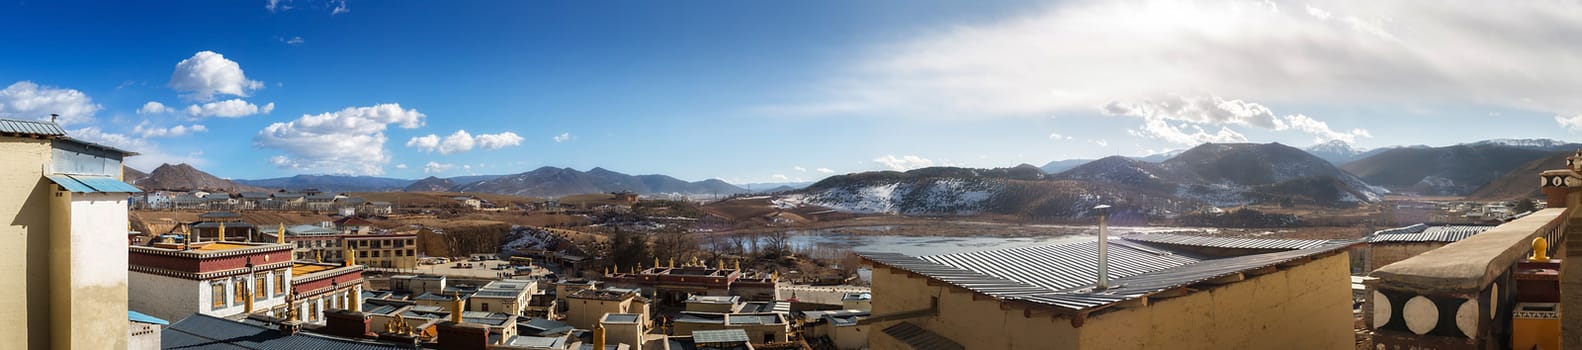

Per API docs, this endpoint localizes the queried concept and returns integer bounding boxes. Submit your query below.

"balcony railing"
[1365,207,1570,349]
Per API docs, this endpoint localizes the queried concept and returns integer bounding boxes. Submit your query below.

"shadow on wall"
[16,176,51,348]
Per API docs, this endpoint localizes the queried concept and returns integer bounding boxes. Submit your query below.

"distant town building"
[603,262,780,304]
[563,287,651,331]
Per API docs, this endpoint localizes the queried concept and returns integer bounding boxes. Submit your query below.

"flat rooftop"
[602,313,641,324]
[195,242,255,252]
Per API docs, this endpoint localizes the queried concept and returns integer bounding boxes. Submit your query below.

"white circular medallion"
[1456,298,1479,338]
[1404,296,1439,335]
[1372,291,1392,329]
[1490,283,1498,320]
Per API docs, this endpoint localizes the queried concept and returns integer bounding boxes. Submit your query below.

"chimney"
[1093,204,1112,290]
[322,309,376,339]
[49,113,58,123]
[436,321,491,350]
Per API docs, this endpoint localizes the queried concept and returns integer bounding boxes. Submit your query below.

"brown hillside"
[135,163,267,192]
[1468,150,1571,200]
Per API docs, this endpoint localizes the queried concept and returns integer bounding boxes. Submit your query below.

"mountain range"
[132,164,749,198]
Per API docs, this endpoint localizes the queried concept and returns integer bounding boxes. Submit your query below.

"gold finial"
[654,257,659,269]
[277,223,286,244]
[734,260,741,270]
[218,221,226,242]
[345,246,356,267]
[450,292,464,323]
[605,266,611,276]
[1533,237,1552,262]
[668,258,674,268]
[315,250,323,263]
[1569,149,1582,172]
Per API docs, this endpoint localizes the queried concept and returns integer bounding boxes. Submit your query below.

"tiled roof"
[881,322,963,350]
[1123,233,1332,250]
[1369,224,1495,243]
[0,118,65,136]
[163,313,412,350]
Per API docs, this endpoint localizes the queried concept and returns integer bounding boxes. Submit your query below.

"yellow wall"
[866,267,1080,350]
[1079,253,1354,350]
[867,252,1354,350]
[565,298,630,330]
[0,138,53,349]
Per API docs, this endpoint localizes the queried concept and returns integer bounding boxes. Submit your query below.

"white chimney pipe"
[1094,204,1111,290]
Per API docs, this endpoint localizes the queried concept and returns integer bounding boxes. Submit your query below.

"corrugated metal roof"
[692,329,750,344]
[129,310,168,325]
[881,322,964,350]
[46,174,142,193]
[163,313,413,350]
[919,239,1200,291]
[0,118,65,136]
[1123,233,1331,250]
[1368,224,1494,243]
[862,238,1357,312]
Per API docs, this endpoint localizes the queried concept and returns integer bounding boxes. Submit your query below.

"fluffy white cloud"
[873,155,935,171]
[816,168,835,174]
[283,36,304,45]
[394,163,408,169]
[0,81,101,126]
[133,121,208,138]
[255,103,426,175]
[185,99,273,118]
[331,0,348,14]
[266,0,291,12]
[423,161,455,174]
[768,0,1582,129]
[793,166,807,172]
[553,132,575,143]
[1559,115,1582,132]
[138,101,173,115]
[1105,95,1370,145]
[475,131,523,149]
[169,51,263,101]
[1048,132,1072,140]
[407,130,523,154]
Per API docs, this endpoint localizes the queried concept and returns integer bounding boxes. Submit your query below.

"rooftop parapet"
[1370,207,1569,295]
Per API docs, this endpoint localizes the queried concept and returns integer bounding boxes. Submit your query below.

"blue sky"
[1,0,1579,183]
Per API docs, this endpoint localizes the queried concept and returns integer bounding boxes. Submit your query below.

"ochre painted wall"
[866,267,1081,350]
[867,252,1354,350]
[0,138,53,349]
[1079,253,1354,350]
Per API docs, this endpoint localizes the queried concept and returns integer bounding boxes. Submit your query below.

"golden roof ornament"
[1569,149,1582,172]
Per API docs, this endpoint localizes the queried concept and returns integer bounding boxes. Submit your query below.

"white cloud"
[1105,95,1370,145]
[185,99,273,118]
[169,51,262,101]
[395,163,408,169]
[816,168,835,174]
[423,161,455,174]
[1090,139,1109,147]
[1048,132,1072,140]
[265,0,291,12]
[138,101,173,115]
[283,36,304,45]
[553,132,575,143]
[407,130,523,154]
[0,81,101,126]
[873,155,935,171]
[793,166,807,172]
[331,0,348,14]
[768,0,1582,129]
[1559,115,1582,132]
[133,121,208,138]
[771,174,791,181]
[475,132,523,149]
[255,103,426,175]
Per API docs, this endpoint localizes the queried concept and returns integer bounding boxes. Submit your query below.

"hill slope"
[1341,141,1574,195]
[455,167,747,197]
[1468,150,1574,200]
[134,163,267,192]
[404,176,457,192]
[123,166,149,184]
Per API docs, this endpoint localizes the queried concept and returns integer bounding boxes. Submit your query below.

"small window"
[256,277,267,298]
[212,282,226,309]
[482,303,490,312]
[233,279,246,304]
[275,274,286,295]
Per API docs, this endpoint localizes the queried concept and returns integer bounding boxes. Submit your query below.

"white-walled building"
[128,241,295,323]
